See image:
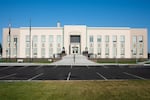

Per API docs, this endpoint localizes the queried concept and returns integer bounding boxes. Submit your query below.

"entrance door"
[70,44,80,54]
[72,46,79,54]
[70,35,81,54]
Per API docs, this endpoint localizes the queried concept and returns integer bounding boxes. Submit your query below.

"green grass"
[0,80,150,100]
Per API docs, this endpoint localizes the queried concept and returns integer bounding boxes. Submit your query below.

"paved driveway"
[52,55,97,65]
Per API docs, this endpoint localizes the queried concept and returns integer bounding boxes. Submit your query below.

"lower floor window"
[120,48,125,55]
[49,48,53,57]
[33,48,37,57]
[139,48,143,55]
[105,48,109,55]
[41,48,45,58]
[97,48,101,55]
[89,48,94,54]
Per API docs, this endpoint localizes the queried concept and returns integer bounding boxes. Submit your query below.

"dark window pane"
[70,35,80,43]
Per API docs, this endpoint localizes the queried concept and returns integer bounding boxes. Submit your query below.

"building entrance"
[71,44,80,54]
[70,35,80,54]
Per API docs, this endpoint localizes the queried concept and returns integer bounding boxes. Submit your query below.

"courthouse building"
[2,23,148,58]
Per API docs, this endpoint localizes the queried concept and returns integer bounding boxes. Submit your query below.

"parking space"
[0,65,150,81]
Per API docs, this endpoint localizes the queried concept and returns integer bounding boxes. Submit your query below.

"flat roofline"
[87,27,130,29]
[20,27,63,29]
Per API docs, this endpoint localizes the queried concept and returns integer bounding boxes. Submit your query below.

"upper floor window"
[41,35,46,42]
[14,37,17,43]
[112,35,117,42]
[7,36,10,42]
[138,36,143,42]
[97,35,101,42]
[105,35,109,42]
[49,35,53,42]
[26,35,30,42]
[33,35,38,42]
[132,36,137,43]
[120,35,125,42]
[89,36,93,42]
[57,35,61,43]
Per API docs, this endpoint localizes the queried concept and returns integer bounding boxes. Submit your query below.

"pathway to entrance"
[52,55,98,65]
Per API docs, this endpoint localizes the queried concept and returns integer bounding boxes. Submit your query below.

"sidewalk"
[51,54,98,65]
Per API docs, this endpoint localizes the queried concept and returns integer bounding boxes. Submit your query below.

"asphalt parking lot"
[0,65,150,81]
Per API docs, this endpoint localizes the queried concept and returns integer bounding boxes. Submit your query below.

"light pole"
[29,19,32,62]
[74,54,75,64]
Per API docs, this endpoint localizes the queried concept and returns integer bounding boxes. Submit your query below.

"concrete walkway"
[52,54,97,65]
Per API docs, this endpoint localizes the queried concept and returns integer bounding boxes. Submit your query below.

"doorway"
[70,35,81,54]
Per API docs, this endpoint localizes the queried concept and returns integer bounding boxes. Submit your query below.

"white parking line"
[86,65,89,69]
[103,66,108,68]
[67,72,71,81]
[96,72,107,80]
[35,66,43,70]
[123,72,146,80]
[17,66,28,70]
[28,73,44,81]
[71,65,72,69]
[54,65,57,69]
[0,66,12,71]
[0,73,16,79]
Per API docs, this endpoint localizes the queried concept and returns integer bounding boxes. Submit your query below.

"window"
[89,36,93,42]
[120,35,125,42]
[41,48,45,57]
[33,43,37,48]
[57,35,61,43]
[113,48,117,57]
[105,35,109,42]
[97,35,101,42]
[26,35,30,42]
[132,48,137,55]
[33,35,38,42]
[26,42,30,48]
[14,37,17,43]
[57,48,61,54]
[13,48,16,56]
[139,48,143,55]
[89,48,94,53]
[121,48,125,55]
[138,36,143,42]
[26,48,30,56]
[49,35,53,42]
[70,35,80,43]
[97,48,101,55]
[7,36,10,42]
[49,48,53,56]
[105,48,109,55]
[33,48,37,56]
[132,36,137,43]
[112,35,117,42]
[41,35,46,42]
[42,43,45,48]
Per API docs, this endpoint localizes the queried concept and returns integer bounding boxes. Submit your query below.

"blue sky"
[0,0,150,52]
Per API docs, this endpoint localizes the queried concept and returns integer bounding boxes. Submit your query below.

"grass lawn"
[0,80,150,100]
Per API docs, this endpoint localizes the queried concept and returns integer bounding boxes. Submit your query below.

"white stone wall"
[2,26,148,58]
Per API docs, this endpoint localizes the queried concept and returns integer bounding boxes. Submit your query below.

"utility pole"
[29,19,32,62]
[8,23,11,62]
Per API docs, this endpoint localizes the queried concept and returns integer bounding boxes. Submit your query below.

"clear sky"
[0,0,150,52]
